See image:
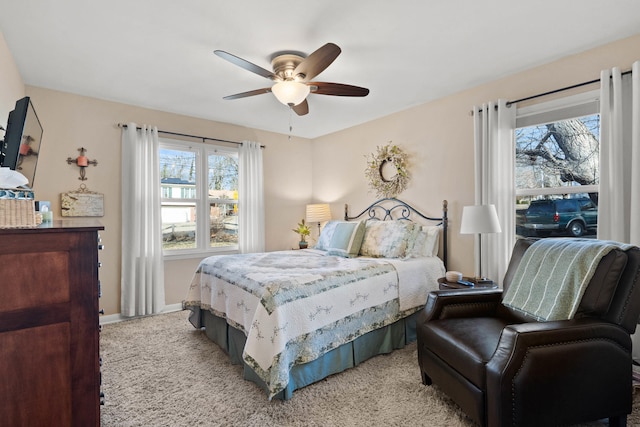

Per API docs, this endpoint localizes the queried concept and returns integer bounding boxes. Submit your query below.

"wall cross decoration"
[66,147,98,180]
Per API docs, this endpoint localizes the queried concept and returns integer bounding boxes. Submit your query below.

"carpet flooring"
[100,310,640,426]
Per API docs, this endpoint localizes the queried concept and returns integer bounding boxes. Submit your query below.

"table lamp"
[306,203,331,235]
[460,204,501,284]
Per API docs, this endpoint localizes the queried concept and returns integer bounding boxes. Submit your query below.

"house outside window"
[514,91,600,239]
[159,139,239,256]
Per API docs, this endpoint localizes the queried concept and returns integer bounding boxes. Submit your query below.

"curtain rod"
[472,69,633,114]
[506,70,631,107]
[505,69,632,107]
[117,123,264,148]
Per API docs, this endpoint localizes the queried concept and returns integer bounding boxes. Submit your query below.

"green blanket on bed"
[502,238,633,321]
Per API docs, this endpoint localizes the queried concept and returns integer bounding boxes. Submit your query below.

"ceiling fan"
[214,43,369,116]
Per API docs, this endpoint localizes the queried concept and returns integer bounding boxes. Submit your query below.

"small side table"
[438,277,499,290]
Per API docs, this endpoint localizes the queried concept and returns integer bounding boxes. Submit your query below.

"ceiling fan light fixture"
[271,81,310,106]
[215,43,368,117]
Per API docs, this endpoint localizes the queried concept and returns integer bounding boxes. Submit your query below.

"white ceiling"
[1,1,640,139]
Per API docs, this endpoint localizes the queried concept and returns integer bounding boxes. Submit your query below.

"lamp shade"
[271,81,310,106]
[306,203,331,223]
[460,205,502,234]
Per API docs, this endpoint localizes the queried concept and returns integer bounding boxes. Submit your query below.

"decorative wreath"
[365,143,410,198]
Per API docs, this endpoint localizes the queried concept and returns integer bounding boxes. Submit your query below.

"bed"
[183,198,448,400]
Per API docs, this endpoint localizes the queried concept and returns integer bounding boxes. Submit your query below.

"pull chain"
[288,107,293,141]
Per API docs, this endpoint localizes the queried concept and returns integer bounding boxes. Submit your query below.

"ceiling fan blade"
[292,99,309,116]
[223,88,272,100]
[309,82,370,97]
[214,50,280,81]
[293,43,341,82]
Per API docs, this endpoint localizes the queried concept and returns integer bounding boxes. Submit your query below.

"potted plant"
[293,218,311,249]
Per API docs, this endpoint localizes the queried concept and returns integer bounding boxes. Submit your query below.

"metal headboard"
[344,198,448,269]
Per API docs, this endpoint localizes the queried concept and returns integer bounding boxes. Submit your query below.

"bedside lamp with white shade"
[460,204,502,284]
[306,203,331,236]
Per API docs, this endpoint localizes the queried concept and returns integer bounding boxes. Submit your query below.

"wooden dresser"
[0,220,104,426]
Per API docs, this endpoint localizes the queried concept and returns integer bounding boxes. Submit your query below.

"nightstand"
[438,277,499,290]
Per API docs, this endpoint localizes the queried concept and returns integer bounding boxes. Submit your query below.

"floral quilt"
[184,249,441,399]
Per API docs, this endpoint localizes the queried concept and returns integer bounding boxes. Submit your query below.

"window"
[514,91,600,238]
[159,139,239,255]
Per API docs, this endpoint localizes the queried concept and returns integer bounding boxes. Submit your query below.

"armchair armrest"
[486,318,632,426]
[488,317,632,371]
[420,289,503,321]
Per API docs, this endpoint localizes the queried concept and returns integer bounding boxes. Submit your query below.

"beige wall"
[0,31,25,124]
[3,30,640,315]
[313,33,640,275]
[22,87,312,315]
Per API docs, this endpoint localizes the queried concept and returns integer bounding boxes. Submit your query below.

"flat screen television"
[0,96,43,188]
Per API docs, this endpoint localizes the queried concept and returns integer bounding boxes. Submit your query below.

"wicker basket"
[0,199,38,228]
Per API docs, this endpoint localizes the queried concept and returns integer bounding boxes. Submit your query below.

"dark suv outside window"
[520,197,598,237]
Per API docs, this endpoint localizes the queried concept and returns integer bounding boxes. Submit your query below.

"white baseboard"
[100,303,184,325]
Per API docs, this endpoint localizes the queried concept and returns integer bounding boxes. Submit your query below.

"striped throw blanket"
[502,238,634,321]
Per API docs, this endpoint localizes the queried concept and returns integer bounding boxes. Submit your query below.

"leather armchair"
[417,238,640,427]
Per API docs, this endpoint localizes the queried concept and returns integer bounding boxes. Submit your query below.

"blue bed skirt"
[190,307,420,400]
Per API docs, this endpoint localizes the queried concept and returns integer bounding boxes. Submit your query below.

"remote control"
[457,279,475,287]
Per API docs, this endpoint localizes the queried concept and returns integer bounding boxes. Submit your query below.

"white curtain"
[121,123,165,317]
[238,141,265,253]
[598,61,640,245]
[472,100,517,282]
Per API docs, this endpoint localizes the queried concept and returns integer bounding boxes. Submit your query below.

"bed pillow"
[315,220,340,250]
[405,225,440,258]
[326,221,366,258]
[359,220,416,258]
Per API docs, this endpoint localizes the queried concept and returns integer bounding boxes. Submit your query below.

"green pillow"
[326,221,365,258]
[359,220,413,258]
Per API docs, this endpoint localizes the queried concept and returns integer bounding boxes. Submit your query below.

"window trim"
[516,185,599,198]
[516,90,599,127]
